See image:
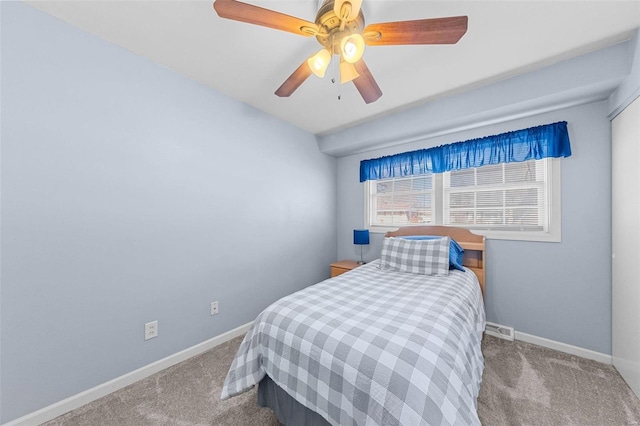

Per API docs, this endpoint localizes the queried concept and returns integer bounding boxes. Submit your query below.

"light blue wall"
[609,30,640,116]
[336,101,612,355]
[0,2,336,423]
[319,39,632,157]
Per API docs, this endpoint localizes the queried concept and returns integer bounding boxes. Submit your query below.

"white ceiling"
[26,0,640,135]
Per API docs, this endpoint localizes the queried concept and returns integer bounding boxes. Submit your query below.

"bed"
[221,226,486,425]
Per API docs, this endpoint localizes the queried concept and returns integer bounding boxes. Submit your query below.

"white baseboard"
[5,322,612,425]
[514,331,612,365]
[3,322,253,426]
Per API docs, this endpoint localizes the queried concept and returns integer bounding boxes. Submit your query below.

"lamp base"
[357,260,366,265]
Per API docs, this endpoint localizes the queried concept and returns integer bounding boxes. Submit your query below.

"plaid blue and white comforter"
[221,261,485,426]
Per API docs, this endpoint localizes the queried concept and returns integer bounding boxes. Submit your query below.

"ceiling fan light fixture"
[340,33,365,64]
[307,48,332,78]
[340,61,359,83]
[212,0,469,103]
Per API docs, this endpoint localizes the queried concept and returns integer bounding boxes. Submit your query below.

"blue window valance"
[360,121,572,182]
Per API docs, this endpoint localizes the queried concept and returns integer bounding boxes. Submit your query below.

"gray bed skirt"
[257,375,331,426]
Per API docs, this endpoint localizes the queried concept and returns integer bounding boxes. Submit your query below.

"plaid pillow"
[379,236,450,276]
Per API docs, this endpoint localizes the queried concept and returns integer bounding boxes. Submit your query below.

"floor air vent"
[485,322,515,341]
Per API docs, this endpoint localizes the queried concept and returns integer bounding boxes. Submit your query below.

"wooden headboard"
[384,226,486,297]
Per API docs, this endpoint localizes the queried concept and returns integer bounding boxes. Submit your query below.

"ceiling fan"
[213,0,468,104]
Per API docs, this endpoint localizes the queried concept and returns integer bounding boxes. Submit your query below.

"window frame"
[364,158,561,242]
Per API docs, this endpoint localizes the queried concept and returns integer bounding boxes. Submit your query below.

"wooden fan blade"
[213,0,318,37]
[352,60,382,104]
[275,61,313,97]
[363,16,468,46]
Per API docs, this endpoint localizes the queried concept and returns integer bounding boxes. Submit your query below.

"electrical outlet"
[210,301,219,316]
[144,320,158,340]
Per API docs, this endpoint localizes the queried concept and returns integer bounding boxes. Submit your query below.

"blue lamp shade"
[353,229,370,245]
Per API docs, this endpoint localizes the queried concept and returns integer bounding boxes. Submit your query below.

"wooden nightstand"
[330,260,362,278]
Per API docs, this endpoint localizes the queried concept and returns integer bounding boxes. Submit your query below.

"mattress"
[221,260,485,425]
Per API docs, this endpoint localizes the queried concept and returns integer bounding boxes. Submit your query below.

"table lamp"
[353,229,370,264]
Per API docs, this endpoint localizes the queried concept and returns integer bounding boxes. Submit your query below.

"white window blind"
[368,174,433,227]
[366,158,559,241]
[443,159,548,231]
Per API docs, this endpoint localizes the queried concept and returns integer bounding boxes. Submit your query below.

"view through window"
[366,158,559,241]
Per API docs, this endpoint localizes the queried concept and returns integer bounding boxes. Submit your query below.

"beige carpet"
[43,335,640,426]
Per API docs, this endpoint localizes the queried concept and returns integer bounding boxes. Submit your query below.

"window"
[370,175,433,227]
[361,122,570,241]
[366,158,561,242]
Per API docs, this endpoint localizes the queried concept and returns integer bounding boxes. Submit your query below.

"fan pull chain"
[331,54,337,84]
[329,54,341,100]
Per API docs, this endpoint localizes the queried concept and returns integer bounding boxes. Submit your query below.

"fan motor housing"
[314,0,365,51]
